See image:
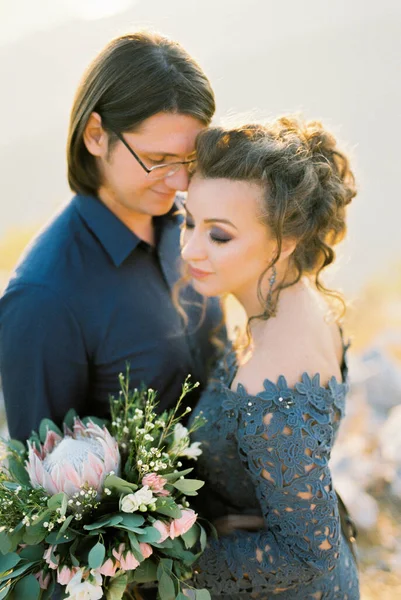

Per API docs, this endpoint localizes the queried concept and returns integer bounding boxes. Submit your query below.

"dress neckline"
[218,337,350,400]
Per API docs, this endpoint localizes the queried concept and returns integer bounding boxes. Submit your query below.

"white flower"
[120,485,154,513]
[179,441,203,460]
[172,424,202,460]
[65,568,103,600]
[173,423,189,444]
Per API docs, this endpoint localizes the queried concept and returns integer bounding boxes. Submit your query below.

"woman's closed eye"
[184,219,232,244]
[209,228,232,244]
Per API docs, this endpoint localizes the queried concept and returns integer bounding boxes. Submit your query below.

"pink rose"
[120,550,140,571]
[153,520,170,543]
[139,543,153,559]
[35,571,51,590]
[99,558,119,577]
[43,546,58,570]
[142,473,169,496]
[112,543,126,562]
[57,565,79,586]
[169,509,197,539]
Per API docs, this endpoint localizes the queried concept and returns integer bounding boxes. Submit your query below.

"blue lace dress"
[188,347,360,600]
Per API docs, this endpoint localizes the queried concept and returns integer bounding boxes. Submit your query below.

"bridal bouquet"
[0,372,210,600]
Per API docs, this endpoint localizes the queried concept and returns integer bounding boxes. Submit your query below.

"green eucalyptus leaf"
[39,419,62,443]
[0,579,12,599]
[195,590,211,600]
[60,514,74,533]
[131,559,158,583]
[0,532,12,556]
[199,524,207,551]
[63,408,78,430]
[137,526,162,544]
[0,561,34,583]
[104,474,138,495]
[47,492,67,511]
[172,479,204,495]
[127,533,145,563]
[82,416,108,428]
[18,545,44,562]
[0,553,20,576]
[46,529,75,544]
[84,514,124,530]
[155,497,182,519]
[117,514,145,530]
[105,572,128,600]
[181,524,199,549]
[163,468,193,482]
[13,574,41,600]
[158,573,175,600]
[88,541,106,569]
[7,456,30,486]
[7,439,26,455]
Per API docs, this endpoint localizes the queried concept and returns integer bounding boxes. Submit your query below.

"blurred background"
[0,0,400,597]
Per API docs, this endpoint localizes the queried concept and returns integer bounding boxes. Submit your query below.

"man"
[0,31,222,442]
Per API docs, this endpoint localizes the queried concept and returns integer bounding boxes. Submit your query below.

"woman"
[183,117,360,599]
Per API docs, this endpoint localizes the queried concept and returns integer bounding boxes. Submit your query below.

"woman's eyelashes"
[184,219,232,244]
[209,228,232,244]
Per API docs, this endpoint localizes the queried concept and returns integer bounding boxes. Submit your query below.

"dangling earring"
[266,264,277,310]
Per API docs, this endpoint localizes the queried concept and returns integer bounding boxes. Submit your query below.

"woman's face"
[182,176,277,299]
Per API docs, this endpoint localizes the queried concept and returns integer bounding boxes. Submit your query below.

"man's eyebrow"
[143,150,197,159]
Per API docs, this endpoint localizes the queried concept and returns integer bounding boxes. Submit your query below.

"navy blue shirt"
[0,194,223,441]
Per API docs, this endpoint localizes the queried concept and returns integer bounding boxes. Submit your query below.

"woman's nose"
[181,229,207,262]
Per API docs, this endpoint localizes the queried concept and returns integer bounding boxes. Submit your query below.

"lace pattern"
[190,347,359,599]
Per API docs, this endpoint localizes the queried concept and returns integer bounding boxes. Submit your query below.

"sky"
[0,0,400,294]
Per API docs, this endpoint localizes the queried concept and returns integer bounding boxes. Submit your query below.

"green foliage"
[88,541,106,569]
[13,574,41,600]
[172,479,204,496]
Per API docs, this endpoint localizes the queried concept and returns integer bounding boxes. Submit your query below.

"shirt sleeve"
[193,375,343,596]
[0,283,89,441]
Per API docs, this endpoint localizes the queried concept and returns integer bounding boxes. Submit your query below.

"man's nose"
[165,165,190,192]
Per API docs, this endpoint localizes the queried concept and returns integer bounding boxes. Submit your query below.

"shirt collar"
[73,194,183,267]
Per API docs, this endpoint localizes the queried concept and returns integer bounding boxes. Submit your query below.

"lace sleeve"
[193,373,346,597]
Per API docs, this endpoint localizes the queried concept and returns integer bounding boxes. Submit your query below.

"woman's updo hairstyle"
[193,115,356,317]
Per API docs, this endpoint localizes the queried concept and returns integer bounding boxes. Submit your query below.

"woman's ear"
[277,238,297,262]
[83,112,108,157]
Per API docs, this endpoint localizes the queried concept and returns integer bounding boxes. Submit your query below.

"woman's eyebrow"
[204,218,238,230]
[185,210,238,230]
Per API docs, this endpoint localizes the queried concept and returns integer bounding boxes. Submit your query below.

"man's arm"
[0,283,89,441]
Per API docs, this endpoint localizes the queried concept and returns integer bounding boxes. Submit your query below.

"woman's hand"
[212,514,265,536]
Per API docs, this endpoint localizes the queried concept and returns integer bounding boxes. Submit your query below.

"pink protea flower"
[142,473,169,496]
[26,419,120,497]
[169,509,197,539]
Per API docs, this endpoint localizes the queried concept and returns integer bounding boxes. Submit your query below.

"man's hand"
[212,514,265,536]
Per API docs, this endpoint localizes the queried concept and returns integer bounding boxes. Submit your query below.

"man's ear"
[83,112,108,157]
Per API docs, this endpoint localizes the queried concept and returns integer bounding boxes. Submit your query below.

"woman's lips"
[188,265,213,279]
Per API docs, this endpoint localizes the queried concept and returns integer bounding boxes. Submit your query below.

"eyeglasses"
[112,130,197,181]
